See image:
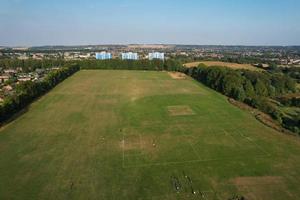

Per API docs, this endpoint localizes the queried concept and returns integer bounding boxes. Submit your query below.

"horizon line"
[1,43,300,48]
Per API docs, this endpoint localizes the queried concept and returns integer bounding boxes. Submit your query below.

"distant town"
[1,44,300,65]
[0,44,300,105]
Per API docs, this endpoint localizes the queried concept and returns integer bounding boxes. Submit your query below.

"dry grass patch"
[233,176,283,186]
[167,105,195,116]
[121,135,140,151]
[96,96,119,105]
[184,61,263,71]
[231,176,294,200]
[140,135,159,154]
[168,72,187,80]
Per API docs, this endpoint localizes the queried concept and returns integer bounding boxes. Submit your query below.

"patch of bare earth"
[120,135,158,154]
[168,105,195,116]
[168,72,187,80]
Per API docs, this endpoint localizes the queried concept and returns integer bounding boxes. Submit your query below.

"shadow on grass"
[0,106,30,129]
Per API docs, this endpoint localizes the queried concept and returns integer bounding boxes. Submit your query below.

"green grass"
[1,70,300,200]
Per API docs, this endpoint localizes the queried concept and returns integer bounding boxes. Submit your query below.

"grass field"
[184,61,263,71]
[1,70,300,200]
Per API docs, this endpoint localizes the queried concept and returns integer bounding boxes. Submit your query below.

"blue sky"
[0,0,299,46]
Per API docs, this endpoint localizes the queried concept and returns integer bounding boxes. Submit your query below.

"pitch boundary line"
[222,130,243,149]
[122,134,125,168]
[185,135,202,160]
[237,131,271,156]
[223,129,271,156]
[123,153,271,168]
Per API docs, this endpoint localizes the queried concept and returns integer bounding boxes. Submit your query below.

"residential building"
[79,53,92,59]
[4,69,17,75]
[0,75,10,83]
[96,52,112,60]
[17,73,33,82]
[17,77,32,82]
[121,52,139,60]
[149,52,164,60]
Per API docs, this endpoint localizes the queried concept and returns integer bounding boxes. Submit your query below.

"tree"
[254,80,268,96]
[243,80,255,97]
[232,87,246,101]
[269,63,278,70]
[220,73,244,96]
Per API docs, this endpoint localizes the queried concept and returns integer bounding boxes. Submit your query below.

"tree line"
[0,58,66,72]
[0,64,80,123]
[77,59,182,71]
[280,67,300,83]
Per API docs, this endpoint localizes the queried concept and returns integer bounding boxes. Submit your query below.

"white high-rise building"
[96,52,112,60]
[121,52,139,60]
[149,52,164,60]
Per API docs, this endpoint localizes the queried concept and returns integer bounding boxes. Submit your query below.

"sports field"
[0,70,300,199]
